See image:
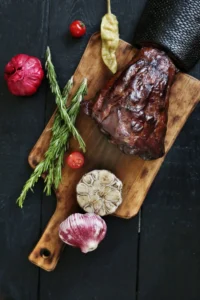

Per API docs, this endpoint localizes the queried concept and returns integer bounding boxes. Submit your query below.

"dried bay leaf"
[101,0,119,74]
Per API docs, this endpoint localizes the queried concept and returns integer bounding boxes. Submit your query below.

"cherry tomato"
[66,152,85,169]
[69,20,86,38]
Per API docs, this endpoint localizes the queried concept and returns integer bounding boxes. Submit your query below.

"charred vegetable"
[101,0,119,74]
[76,170,123,216]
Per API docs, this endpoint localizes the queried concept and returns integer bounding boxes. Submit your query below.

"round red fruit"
[69,20,86,38]
[66,152,85,169]
[4,54,44,96]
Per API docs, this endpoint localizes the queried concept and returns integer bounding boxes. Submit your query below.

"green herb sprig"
[16,47,87,208]
[46,47,86,152]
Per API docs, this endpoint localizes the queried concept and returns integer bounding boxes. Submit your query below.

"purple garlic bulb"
[59,213,107,253]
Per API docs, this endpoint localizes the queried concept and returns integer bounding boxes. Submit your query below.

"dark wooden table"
[0,1,200,299]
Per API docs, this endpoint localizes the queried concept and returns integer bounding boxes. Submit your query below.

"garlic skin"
[59,213,107,253]
[76,170,123,216]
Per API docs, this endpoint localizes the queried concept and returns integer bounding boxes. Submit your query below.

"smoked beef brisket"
[92,47,176,160]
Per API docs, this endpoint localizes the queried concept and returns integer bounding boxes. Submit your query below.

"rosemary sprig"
[16,162,45,208]
[53,94,85,190]
[44,94,86,195]
[44,79,87,194]
[42,78,73,196]
[46,47,86,152]
[62,76,73,99]
[52,76,74,138]
[16,81,87,207]
[16,48,87,208]
[43,77,74,164]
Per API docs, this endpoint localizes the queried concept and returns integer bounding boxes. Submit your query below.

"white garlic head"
[59,213,107,253]
[76,170,123,216]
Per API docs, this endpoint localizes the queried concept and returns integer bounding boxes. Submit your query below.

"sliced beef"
[91,47,176,160]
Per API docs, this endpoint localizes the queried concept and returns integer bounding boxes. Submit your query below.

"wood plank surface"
[137,104,200,300]
[28,32,136,270]
[0,0,49,299]
[28,31,200,272]
[38,0,143,298]
[0,0,200,299]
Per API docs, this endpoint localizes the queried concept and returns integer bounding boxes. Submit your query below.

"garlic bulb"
[76,170,123,216]
[59,213,107,253]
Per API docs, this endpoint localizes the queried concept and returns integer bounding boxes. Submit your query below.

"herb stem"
[17,70,87,207]
[46,47,86,152]
[44,81,87,193]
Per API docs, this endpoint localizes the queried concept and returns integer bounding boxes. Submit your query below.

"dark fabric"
[133,0,200,71]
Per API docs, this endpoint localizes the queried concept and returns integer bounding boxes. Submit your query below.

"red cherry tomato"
[69,20,86,38]
[66,152,85,169]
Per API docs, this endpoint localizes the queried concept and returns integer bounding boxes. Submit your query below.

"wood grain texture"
[1,0,200,299]
[28,32,200,273]
[0,0,49,299]
[137,104,200,300]
[28,32,136,271]
[39,1,142,298]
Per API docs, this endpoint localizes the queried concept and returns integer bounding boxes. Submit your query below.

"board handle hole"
[40,248,51,258]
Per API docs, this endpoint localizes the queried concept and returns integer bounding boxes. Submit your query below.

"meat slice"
[92,47,176,160]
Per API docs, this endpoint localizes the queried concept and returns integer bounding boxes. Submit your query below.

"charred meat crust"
[91,47,176,160]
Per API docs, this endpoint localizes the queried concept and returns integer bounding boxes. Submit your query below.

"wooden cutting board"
[28,32,200,271]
